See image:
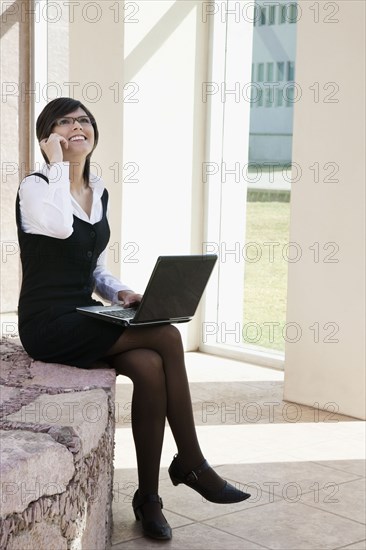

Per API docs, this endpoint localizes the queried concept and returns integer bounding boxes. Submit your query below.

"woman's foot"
[132,490,172,540]
[168,454,251,504]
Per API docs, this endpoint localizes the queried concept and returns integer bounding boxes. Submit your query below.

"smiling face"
[37,98,99,182]
[52,107,95,162]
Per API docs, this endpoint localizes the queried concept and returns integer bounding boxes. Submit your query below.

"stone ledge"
[6,389,109,457]
[0,337,117,550]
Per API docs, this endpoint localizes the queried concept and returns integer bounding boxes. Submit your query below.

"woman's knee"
[153,324,183,350]
[113,349,165,385]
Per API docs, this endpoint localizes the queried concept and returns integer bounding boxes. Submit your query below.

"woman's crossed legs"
[104,324,226,523]
[105,324,205,491]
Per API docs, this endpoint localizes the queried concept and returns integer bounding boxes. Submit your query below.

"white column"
[284,0,365,419]
[121,1,210,348]
[69,1,125,279]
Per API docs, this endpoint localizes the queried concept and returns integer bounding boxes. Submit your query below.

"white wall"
[284,0,365,419]
[68,2,125,282]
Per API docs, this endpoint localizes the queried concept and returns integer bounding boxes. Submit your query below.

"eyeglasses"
[53,116,94,127]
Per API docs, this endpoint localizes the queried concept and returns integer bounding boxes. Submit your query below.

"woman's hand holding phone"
[40,133,68,164]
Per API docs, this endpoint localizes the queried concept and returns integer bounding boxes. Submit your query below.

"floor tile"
[115,382,205,430]
[213,460,361,502]
[190,381,286,426]
[166,523,270,550]
[114,424,269,470]
[204,500,366,550]
[189,380,284,404]
[112,522,269,549]
[289,437,365,462]
[184,353,284,384]
[153,476,279,523]
[334,540,366,550]
[301,478,366,525]
[111,352,366,550]
[296,407,360,424]
[113,467,139,495]
[321,422,365,438]
[272,404,358,425]
[186,422,344,460]
[311,459,366,478]
[111,488,193,545]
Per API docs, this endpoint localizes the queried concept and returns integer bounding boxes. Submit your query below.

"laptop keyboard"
[99,308,136,319]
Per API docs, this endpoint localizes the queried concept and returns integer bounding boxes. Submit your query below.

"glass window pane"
[257,87,263,107]
[276,87,283,106]
[266,62,274,81]
[287,61,295,81]
[257,63,264,81]
[250,83,260,106]
[288,3,298,23]
[280,4,286,24]
[260,6,266,25]
[276,61,284,81]
[285,85,294,106]
[265,86,273,107]
[253,5,260,26]
[269,5,276,25]
[246,0,297,355]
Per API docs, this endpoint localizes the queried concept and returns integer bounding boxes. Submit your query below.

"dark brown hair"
[36,97,99,183]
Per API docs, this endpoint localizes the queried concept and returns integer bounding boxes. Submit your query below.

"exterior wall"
[1,0,32,313]
[283,0,366,419]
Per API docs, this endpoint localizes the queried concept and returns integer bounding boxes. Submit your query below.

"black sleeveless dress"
[16,176,124,368]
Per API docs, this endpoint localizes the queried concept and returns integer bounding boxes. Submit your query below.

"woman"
[16,97,250,541]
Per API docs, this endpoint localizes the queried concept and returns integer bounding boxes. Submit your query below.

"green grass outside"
[242,200,290,353]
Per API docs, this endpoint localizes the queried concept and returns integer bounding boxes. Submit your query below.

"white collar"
[40,162,105,198]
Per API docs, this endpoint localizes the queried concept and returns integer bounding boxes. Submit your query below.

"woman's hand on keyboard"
[117,290,143,308]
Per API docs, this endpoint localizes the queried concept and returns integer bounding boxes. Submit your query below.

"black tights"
[105,324,206,496]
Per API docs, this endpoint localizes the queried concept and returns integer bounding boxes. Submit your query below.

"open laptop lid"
[132,255,217,324]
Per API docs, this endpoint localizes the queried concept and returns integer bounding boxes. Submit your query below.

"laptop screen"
[133,255,217,323]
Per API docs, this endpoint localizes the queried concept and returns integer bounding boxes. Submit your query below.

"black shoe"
[168,454,251,504]
[132,490,172,540]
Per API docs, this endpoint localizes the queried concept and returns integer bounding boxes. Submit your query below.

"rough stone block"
[6,389,109,458]
[0,386,21,406]
[0,338,117,549]
[29,361,116,400]
[0,430,74,516]
[7,522,68,550]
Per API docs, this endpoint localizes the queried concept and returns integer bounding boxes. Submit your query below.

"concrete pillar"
[284,0,365,419]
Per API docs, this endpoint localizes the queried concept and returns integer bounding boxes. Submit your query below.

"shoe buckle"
[186,470,198,483]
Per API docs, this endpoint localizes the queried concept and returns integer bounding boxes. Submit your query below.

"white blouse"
[18,162,133,303]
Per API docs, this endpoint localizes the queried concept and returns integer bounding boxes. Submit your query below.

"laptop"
[77,255,218,326]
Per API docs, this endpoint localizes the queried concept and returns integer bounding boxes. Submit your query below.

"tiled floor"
[111,352,366,550]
